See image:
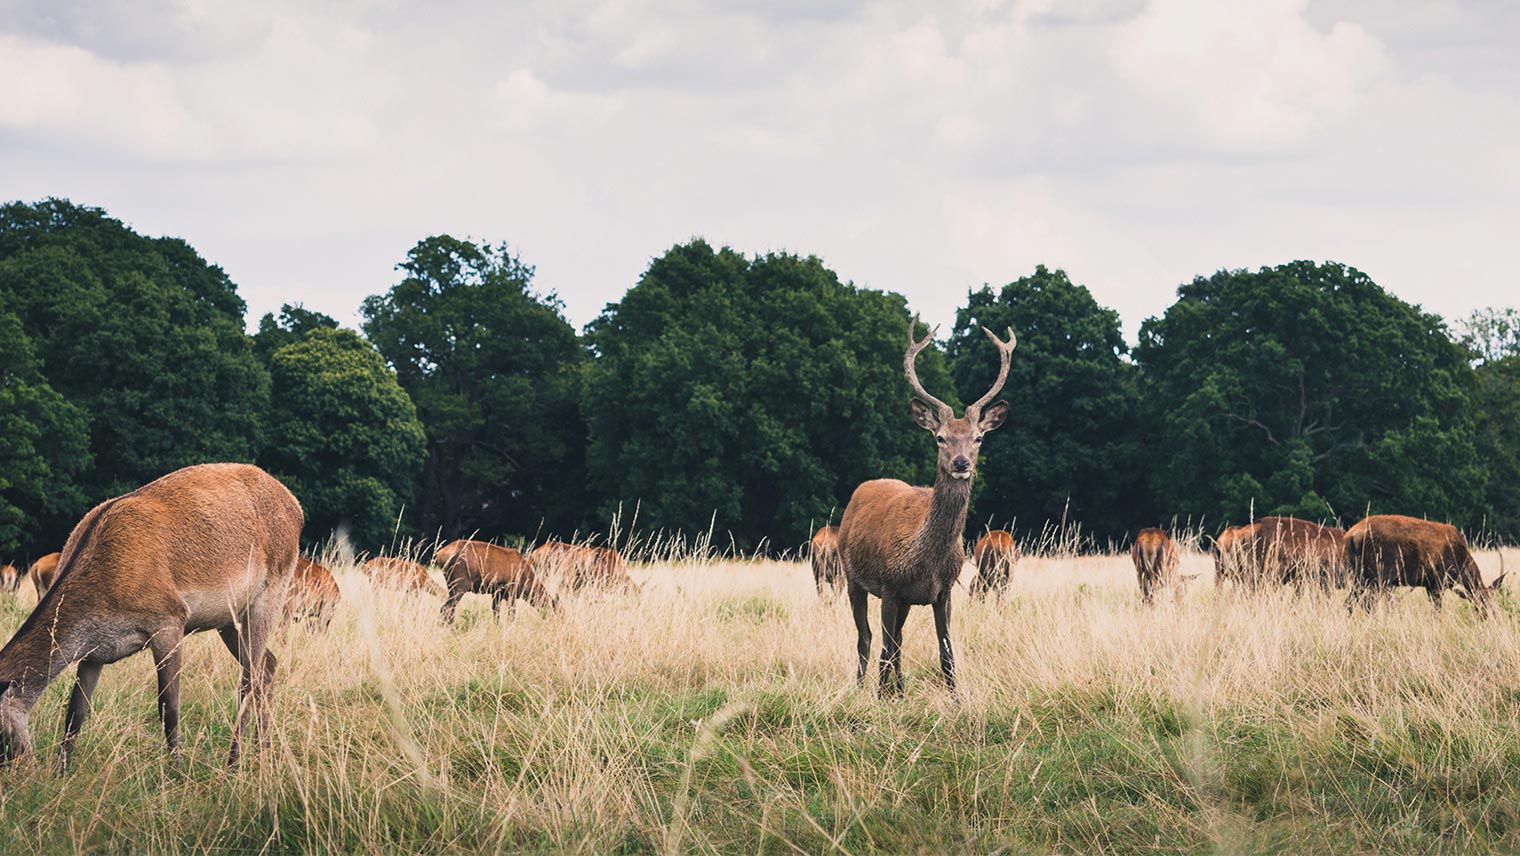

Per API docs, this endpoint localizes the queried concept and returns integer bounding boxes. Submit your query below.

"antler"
[965,326,1017,420]
[904,316,952,420]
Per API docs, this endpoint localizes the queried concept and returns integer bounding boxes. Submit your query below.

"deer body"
[530,542,636,592]
[363,556,445,597]
[286,556,341,630]
[970,529,1018,600]
[27,552,59,598]
[0,463,301,766]
[1345,514,1504,616]
[809,526,845,599]
[438,540,557,623]
[1132,528,1179,606]
[839,319,1014,696]
[0,564,18,594]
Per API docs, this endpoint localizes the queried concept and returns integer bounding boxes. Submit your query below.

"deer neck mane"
[913,469,972,566]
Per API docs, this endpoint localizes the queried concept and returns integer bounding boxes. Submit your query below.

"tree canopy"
[361,236,585,541]
[947,266,1141,543]
[1135,261,1483,528]
[582,240,954,551]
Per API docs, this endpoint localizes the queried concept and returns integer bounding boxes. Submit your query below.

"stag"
[0,463,301,767]
[969,530,1019,601]
[286,556,341,631]
[27,552,59,598]
[809,526,844,600]
[362,556,445,597]
[1345,515,1505,616]
[1247,517,1346,590]
[838,318,1015,696]
[438,540,557,623]
[1211,524,1254,588]
[529,541,637,592]
[1132,528,1180,606]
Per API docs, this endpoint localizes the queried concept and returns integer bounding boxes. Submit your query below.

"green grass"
[2,552,1519,853]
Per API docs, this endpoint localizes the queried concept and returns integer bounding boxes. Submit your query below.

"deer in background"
[0,563,18,594]
[27,552,59,598]
[970,530,1019,601]
[1132,528,1180,606]
[286,556,341,631]
[0,463,301,767]
[363,556,446,597]
[438,539,557,623]
[809,526,844,600]
[1345,514,1505,616]
[838,318,1015,696]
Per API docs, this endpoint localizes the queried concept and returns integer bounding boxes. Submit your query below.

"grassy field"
[1,546,1518,854]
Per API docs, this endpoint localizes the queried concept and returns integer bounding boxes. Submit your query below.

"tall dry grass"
[1,543,1518,853]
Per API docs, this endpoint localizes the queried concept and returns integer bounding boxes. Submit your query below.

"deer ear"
[977,400,1009,432]
[911,399,941,431]
[1492,573,1507,590]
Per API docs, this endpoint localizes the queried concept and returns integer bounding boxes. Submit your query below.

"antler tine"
[966,326,1017,419]
[904,316,952,419]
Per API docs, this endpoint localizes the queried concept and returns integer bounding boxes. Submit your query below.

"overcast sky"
[2,0,1516,341]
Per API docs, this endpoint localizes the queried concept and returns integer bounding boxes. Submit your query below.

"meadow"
[1,545,1518,854]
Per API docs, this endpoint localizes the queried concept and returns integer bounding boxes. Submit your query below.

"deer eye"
[974,435,984,443]
[936,435,947,444]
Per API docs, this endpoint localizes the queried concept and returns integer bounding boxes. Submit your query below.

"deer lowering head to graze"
[1246,517,1347,590]
[529,541,637,592]
[1344,515,1505,617]
[838,317,1015,696]
[0,564,18,595]
[27,552,59,598]
[438,540,557,623]
[285,556,341,631]
[1211,524,1254,588]
[362,556,446,597]
[809,526,844,600]
[1132,528,1180,606]
[0,463,301,768]
[970,530,1019,601]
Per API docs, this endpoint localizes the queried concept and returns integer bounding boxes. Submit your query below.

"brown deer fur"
[1245,517,1346,590]
[362,556,445,597]
[27,552,59,598]
[529,541,636,592]
[1211,524,1254,588]
[1344,514,1505,616]
[0,564,18,594]
[1132,528,1180,606]
[970,530,1019,601]
[438,540,557,623]
[839,318,1015,696]
[0,463,302,767]
[286,557,341,630]
[809,526,844,599]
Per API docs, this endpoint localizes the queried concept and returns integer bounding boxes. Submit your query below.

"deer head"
[904,316,1016,481]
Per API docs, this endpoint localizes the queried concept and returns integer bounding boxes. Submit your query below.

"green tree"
[1136,261,1483,528]
[0,199,268,547]
[0,303,91,556]
[583,239,955,551]
[1472,355,1520,539]
[361,236,584,540]
[254,303,339,362]
[260,327,427,553]
[947,267,1141,543]
[1456,307,1520,365]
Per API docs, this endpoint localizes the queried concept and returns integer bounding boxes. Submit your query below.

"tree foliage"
[1473,355,1520,539]
[361,236,584,541]
[261,327,427,553]
[947,266,1141,543]
[254,303,339,362]
[0,199,268,549]
[583,240,954,551]
[1456,307,1520,366]
[1135,261,1482,528]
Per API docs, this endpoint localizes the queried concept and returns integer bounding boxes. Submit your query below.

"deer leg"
[440,573,468,625]
[877,597,900,697]
[59,660,104,770]
[1427,584,1444,613]
[848,583,871,685]
[149,626,186,761]
[220,625,252,767]
[933,594,956,693]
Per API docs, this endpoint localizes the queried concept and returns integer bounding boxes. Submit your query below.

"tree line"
[2,198,1517,559]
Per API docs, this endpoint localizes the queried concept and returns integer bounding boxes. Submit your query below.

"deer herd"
[0,318,1510,769]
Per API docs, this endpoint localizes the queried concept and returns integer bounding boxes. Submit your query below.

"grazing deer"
[529,541,637,592]
[1246,517,1347,590]
[969,530,1019,601]
[809,526,844,600]
[1344,514,1505,616]
[27,552,59,598]
[838,318,1015,696]
[438,540,557,623]
[362,556,445,597]
[286,556,341,631]
[1132,528,1180,606]
[0,563,18,594]
[0,463,302,767]
[1211,524,1254,588]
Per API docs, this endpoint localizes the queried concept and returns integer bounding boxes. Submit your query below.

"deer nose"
[952,456,972,472]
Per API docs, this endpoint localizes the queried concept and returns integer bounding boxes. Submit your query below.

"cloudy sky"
[2,0,1516,341]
